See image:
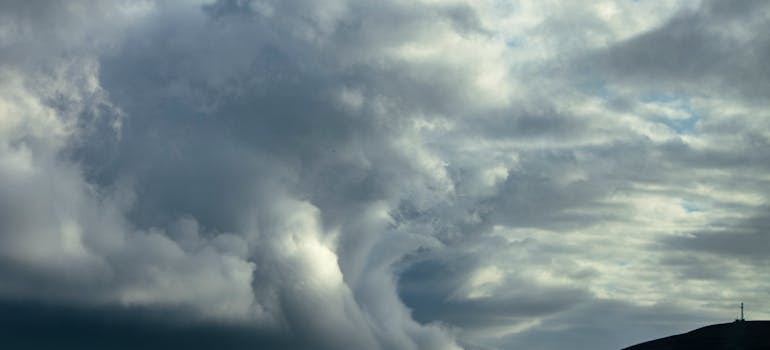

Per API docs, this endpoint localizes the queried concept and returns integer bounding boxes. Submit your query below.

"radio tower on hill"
[735,302,745,322]
[741,302,745,321]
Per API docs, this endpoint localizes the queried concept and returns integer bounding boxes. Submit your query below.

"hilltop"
[622,321,770,350]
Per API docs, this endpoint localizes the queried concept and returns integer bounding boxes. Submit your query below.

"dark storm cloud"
[0,0,480,348]
[84,1,471,346]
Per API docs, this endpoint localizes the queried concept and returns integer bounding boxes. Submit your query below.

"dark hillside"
[622,321,770,350]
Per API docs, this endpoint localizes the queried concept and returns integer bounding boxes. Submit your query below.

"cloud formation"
[2,0,770,349]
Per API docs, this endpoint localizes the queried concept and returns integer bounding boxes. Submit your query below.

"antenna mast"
[741,302,745,321]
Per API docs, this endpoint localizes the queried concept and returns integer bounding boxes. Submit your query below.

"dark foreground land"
[623,321,770,350]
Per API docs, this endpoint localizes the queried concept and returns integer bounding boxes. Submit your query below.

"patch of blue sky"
[505,37,523,48]
[682,199,704,213]
[577,85,701,134]
[657,115,700,135]
[642,93,703,135]
[578,79,613,100]
[641,93,679,104]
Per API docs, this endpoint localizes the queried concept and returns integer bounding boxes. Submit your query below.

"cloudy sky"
[1,0,769,349]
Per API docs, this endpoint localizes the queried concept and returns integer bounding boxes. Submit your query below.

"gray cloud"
[664,205,770,262]
[591,0,770,100]
[398,247,590,330]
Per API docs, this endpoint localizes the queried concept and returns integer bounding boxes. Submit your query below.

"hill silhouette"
[622,321,770,350]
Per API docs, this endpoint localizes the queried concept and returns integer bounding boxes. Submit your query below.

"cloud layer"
[2,0,770,349]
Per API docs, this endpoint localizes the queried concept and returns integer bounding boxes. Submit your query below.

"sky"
[1,0,769,349]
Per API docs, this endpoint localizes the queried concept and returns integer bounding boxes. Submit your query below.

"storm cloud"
[2,0,770,349]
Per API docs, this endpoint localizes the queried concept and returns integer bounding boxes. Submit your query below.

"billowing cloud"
[2,0,770,349]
